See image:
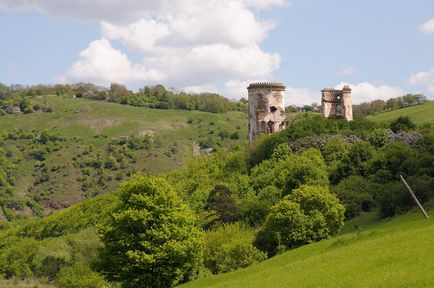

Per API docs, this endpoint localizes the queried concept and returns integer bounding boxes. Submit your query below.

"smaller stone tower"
[247,82,286,143]
[321,85,353,121]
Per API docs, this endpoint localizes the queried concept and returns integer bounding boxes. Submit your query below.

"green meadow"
[181,206,434,288]
[369,102,434,125]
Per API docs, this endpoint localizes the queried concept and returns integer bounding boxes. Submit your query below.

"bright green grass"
[180,206,434,288]
[368,102,434,125]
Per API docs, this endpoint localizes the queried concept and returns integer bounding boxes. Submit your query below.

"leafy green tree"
[98,175,203,288]
[255,185,344,256]
[345,141,375,176]
[277,148,329,195]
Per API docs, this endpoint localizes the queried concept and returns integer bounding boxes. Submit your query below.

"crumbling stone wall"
[247,82,286,143]
[321,85,352,121]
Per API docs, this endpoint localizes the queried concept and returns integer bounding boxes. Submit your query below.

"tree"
[254,185,345,256]
[205,185,240,227]
[98,175,203,288]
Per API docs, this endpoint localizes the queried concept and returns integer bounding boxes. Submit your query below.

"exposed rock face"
[247,82,286,143]
[321,85,352,121]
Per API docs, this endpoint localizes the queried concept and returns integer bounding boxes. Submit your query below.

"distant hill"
[368,102,434,125]
[0,96,247,218]
[180,205,434,288]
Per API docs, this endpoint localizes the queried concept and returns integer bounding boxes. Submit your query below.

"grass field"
[180,205,434,288]
[369,102,434,125]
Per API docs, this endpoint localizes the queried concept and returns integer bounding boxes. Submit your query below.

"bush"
[254,185,345,256]
[56,262,108,288]
[377,181,409,218]
[389,116,416,133]
[369,129,390,148]
[332,176,376,219]
[204,223,267,274]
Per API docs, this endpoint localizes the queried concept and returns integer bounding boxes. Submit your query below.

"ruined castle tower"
[247,82,286,143]
[321,85,353,121]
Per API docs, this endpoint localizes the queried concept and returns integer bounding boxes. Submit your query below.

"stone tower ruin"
[247,82,286,143]
[321,85,353,121]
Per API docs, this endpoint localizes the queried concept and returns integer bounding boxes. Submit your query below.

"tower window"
[270,106,277,113]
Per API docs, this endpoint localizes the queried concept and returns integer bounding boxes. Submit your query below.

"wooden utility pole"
[399,175,429,219]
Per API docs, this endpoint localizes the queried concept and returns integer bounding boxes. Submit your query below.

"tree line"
[0,82,247,114]
[353,93,428,117]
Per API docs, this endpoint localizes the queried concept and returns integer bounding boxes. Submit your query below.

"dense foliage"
[254,185,345,256]
[98,175,203,288]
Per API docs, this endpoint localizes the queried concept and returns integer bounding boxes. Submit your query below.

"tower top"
[247,82,286,91]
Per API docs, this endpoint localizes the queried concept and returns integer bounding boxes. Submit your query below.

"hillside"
[0,96,247,217]
[368,102,434,125]
[180,206,434,288]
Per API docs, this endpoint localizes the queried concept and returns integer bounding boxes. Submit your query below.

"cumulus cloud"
[3,0,285,90]
[285,87,318,107]
[62,38,165,86]
[335,82,404,104]
[409,68,434,93]
[420,19,434,34]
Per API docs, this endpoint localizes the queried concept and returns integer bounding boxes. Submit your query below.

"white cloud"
[2,0,285,92]
[225,79,262,99]
[338,65,357,76]
[420,19,434,34]
[62,38,165,86]
[335,82,404,104]
[101,20,170,54]
[409,68,434,93]
[0,0,285,22]
[181,84,219,94]
[245,0,287,9]
[285,87,318,107]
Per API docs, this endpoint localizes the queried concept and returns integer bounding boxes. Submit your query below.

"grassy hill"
[180,205,434,288]
[368,102,434,125]
[0,96,247,217]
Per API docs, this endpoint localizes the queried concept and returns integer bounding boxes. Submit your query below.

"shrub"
[389,116,416,133]
[254,185,345,256]
[369,129,390,148]
[204,223,267,274]
[377,181,409,218]
[332,176,376,219]
[56,262,108,288]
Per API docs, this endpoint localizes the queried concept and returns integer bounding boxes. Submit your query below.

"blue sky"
[0,0,433,105]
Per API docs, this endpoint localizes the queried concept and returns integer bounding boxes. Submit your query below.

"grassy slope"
[0,96,247,209]
[181,205,434,288]
[368,102,434,125]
